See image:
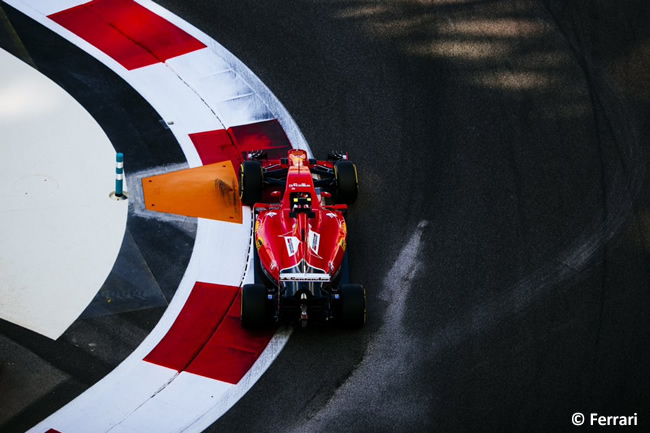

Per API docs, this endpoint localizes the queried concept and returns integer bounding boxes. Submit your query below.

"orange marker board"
[142,161,242,223]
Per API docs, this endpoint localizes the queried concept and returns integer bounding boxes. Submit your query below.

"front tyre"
[334,161,358,204]
[241,284,267,328]
[339,284,366,328]
[240,161,263,206]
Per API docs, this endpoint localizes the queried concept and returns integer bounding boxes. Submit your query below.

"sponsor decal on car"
[288,182,311,189]
[308,230,320,254]
[279,272,331,282]
[284,236,300,257]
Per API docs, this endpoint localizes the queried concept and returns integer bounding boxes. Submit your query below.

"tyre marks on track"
[291,221,430,433]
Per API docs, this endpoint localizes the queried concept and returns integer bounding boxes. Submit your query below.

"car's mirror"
[271,190,282,197]
[321,191,332,198]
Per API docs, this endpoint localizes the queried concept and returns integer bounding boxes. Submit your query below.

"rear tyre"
[334,161,358,204]
[240,161,263,205]
[339,284,366,328]
[241,284,267,328]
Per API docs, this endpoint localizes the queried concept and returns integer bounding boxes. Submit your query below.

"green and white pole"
[115,152,124,197]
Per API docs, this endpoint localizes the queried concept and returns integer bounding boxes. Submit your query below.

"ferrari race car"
[239,149,365,328]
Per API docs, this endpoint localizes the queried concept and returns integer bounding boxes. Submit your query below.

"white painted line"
[0,48,128,340]
[194,217,252,287]
[214,93,276,128]
[113,373,233,432]
[37,362,179,433]
[19,0,90,16]
[127,61,225,132]
[164,49,231,81]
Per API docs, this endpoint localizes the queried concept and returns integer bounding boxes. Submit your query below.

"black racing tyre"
[241,284,267,328]
[240,161,263,205]
[339,284,366,328]
[334,161,358,204]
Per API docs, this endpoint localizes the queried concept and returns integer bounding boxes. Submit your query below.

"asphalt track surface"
[2,1,650,432]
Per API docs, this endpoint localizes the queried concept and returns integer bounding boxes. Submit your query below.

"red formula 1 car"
[239,149,365,328]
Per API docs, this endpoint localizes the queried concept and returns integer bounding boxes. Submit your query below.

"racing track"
[163,1,649,432]
[2,0,650,432]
